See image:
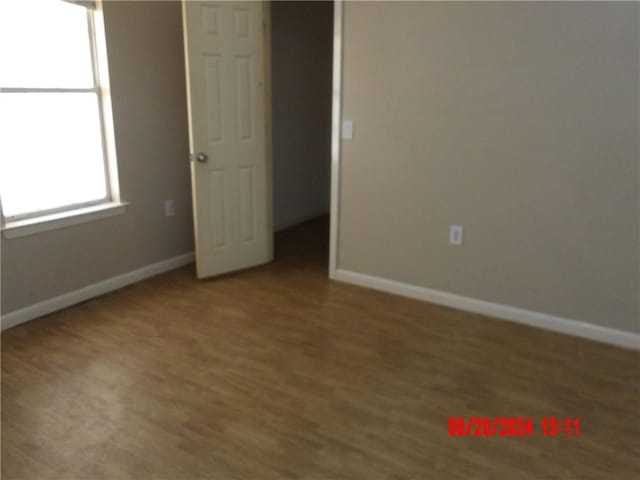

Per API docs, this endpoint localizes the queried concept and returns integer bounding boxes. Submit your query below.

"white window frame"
[0,0,126,238]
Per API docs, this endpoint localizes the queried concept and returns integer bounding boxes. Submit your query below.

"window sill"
[2,202,129,239]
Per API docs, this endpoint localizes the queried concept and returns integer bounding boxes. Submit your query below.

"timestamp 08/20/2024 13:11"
[448,417,581,437]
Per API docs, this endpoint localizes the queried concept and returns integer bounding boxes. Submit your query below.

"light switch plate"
[342,120,354,140]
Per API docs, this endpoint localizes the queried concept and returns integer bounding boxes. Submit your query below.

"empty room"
[1,1,638,478]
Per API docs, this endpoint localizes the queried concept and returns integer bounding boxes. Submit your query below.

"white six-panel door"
[183,1,272,279]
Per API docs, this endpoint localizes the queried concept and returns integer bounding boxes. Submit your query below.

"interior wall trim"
[329,0,344,279]
[1,252,195,331]
[334,268,640,350]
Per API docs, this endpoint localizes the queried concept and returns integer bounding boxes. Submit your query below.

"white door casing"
[183,1,272,279]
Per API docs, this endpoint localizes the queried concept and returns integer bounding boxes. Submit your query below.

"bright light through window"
[0,0,94,89]
[0,0,114,220]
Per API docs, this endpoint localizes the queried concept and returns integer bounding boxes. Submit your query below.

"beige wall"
[272,1,333,231]
[1,1,193,314]
[338,2,640,333]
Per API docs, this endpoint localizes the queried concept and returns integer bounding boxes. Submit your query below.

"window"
[0,0,122,233]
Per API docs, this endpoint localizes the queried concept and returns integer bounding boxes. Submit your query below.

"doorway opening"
[270,1,334,271]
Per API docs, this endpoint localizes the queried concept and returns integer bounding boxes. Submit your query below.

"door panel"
[183,1,271,279]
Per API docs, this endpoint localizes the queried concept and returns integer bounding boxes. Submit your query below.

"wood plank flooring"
[2,217,639,479]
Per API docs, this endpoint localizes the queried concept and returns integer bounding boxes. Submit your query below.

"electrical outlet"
[164,199,175,217]
[449,224,463,246]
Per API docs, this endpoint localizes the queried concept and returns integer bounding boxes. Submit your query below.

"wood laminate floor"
[2,217,639,479]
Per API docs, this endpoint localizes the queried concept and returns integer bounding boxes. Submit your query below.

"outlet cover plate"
[449,224,463,246]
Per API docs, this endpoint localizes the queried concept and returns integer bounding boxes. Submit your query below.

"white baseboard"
[1,252,195,331]
[334,269,640,350]
[4,259,637,349]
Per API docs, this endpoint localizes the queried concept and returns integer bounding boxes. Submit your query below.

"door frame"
[264,2,274,263]
[328,0,343,279]
[264,0,343,278]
